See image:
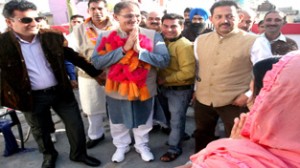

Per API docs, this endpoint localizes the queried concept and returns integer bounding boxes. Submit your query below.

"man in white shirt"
[0,1,102,167]
[261,10,298,55]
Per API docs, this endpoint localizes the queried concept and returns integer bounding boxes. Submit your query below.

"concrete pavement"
[0,106,196,168]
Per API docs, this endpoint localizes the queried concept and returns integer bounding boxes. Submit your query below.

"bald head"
[238,8,256,32]
[146,10,163,32]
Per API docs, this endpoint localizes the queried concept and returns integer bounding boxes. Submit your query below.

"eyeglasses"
[265,18,283,23]
[119,14,141,19]
[12,17,45,24]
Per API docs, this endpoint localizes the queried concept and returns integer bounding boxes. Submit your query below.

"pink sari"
[190,50,300,168]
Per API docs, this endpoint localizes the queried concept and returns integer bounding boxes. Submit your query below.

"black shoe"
[71,155,101,167]
[181,132,191,141]
[151,124,161,132]
[42,154,58,168]
[86,134,105,149]
[161,127,171,135]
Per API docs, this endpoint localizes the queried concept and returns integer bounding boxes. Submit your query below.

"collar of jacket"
[162,34,183,43]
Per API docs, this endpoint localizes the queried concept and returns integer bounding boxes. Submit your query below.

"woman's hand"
[230,113,248,139]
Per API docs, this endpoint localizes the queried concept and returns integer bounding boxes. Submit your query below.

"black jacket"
[0,29,102,111]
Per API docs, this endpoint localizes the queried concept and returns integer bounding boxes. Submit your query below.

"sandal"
[160,152,181,162]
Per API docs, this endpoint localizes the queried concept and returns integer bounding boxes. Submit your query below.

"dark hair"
[210,0,239,16]
[184,7,192,13]
[258,20,264,26]
[141,10,148,17]
[2,0,37,18]
[253,57,281,96]
[70,14,85,21]
[88,0,107,8]
[114,1,139,15]
[161,13,184,26]
[264,10,286,23]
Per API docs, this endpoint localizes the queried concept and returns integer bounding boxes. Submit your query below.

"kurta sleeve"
[138,32,170,68]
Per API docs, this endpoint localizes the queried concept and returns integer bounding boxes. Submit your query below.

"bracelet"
[122,46,127,54]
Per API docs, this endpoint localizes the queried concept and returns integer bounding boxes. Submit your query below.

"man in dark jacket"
[182,8,212,42]
[0,1,102,167]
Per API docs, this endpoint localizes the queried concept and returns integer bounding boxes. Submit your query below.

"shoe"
[50,133,57,143]
[86,134,105,149]
[42,159,56,168]
[151,124,161,132]
[111,146,130,163]
[42,153,58,168]
[181,132,191,141]
[135,145,154,162]
[70,155,101,167]
[161,127,171,135]
[160,151,181,162]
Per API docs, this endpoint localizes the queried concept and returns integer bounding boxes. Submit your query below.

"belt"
[162,84,194,91]
[32,85,58,93]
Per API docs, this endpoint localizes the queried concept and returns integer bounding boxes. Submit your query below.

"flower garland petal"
[97,30,153,101]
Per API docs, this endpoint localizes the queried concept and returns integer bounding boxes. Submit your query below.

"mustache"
[220,23,230,27]
[266,25,278,28]
[150,22,159,26]
[93,14,103,18]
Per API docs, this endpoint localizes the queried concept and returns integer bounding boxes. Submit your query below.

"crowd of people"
[0,0,299,168]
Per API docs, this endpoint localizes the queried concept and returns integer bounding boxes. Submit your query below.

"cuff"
[245,90,252,98]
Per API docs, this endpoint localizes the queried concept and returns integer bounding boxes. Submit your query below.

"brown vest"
[195,29,257,107]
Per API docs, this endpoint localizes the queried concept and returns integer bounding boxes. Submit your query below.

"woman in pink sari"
[178,50,300,168]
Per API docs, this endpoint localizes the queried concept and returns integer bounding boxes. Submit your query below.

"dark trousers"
[193,100,248,153]
[23,88,87,161]
[156,88,171,126]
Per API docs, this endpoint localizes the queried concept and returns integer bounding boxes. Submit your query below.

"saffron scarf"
[96,30,153,101]
[85,17,112,45]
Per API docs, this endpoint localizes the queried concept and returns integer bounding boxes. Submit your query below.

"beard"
[189,22,206,34]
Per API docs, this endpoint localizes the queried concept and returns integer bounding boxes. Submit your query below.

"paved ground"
[0,93,196,168]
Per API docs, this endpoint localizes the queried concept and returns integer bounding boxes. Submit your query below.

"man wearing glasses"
[91,1,169,163]
[0,0,102,167]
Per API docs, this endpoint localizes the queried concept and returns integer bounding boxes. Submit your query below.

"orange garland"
[97,31,153,101]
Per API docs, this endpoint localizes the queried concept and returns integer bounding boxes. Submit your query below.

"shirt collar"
[163,34,183,42]
[263,33,286,43]
[14,32,38,44]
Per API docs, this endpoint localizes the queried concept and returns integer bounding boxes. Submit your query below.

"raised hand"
[123,27,138,52]
[230,113,247,139]
[232,93,248,107]
[131,28,142,53]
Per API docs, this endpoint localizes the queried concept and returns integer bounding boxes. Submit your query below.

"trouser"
[156,87,171,127]
[193,100,248,153]
[87,113,104,139]
[23,88,87,161]
[159,87,193,153]
[110,110,153,150]
[46,110,56,134]
[78,76,106,139]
